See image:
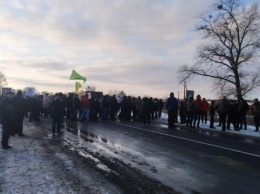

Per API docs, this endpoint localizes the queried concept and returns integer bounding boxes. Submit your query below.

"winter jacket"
[186,101,196,113]
[194,99,203,112]
[251,102,260,116]
[51,97,64,118]
[238,101,249,114]
[0,98,14,124]
[218,100,230,114]
[81,95,90,109]
[202,101,209,112]
[166,97,178,111]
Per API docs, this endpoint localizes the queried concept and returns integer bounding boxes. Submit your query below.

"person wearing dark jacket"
[50,95,64,135]
[186,97,196,128]
[218,96,230,131]
[227,100,239,131]
[142,97,151,125]
[251,98,260,132]
[66,93,74,119]
[166,92,178,128]
[0,92,15,149]
[209,100,217,129]
[238,98,249,130]
[179,99,187,124]
[12,90,27,136]
[101,95,109,120]
[193,95,203,128]
[158,99,164,118]
[71,94,80,121]
[109,95,118,120]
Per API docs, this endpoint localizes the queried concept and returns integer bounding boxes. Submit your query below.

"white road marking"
[113,122,260,158]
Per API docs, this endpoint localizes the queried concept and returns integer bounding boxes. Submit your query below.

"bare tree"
[178,0,260,101]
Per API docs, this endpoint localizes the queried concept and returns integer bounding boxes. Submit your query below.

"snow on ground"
[160,113,260,139]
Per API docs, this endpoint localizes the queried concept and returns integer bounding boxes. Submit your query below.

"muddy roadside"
[0,120,181,194]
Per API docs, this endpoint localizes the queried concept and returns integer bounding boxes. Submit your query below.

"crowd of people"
[1,90,260,150]
[177,94,260,133]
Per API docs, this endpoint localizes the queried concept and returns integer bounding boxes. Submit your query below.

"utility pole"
[184,81,187,99]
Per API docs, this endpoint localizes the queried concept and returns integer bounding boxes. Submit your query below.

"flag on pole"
[70,69,86,83]
[75,82,82,94]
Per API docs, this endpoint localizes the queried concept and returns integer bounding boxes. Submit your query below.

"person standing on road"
[158,99,164,119]
[50,94,64,136]
[179,99,187,124]
[218,96,230,131]
[71,94,80,121]
[12,90,27,136]
[227,100,239,131]
[42,93,51,118]
[193,95,203,128]
[142,97,151,125]
[166,92,178,128]
[109,95,118,120]
[209,100,216,129]
[0,92,15,149]
[186,97,196,128]
[238,98,249,130]
[201,98,209,124]
[135,96,142,120]
[79,92,90,122]
[251,98,260,132]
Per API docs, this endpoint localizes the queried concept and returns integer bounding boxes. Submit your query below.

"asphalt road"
[39,118,260,194]
[70,119,260,194]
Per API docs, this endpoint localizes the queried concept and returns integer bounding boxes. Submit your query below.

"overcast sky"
[0,0,259,99]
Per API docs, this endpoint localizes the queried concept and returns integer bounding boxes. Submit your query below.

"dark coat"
[13,94,27,116]
[166,96,178,111]
[0,98,14,124]
[51,97,64,119]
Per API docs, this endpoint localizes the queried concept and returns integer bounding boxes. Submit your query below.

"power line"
[0,52,194,63]
[0,29,195,41]
[0,45,195,56]
[0,22,196,33]
[0,37,196,49]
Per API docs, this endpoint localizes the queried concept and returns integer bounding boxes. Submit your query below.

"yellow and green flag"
[75,82,82,94]
[70,69,86,83]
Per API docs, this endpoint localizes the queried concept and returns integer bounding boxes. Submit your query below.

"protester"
[50,94,64,135]
[66,93,74,119]
[218,96,230,131]
[79,92,90,122]
[142,97,151,125]
[149,97,154,120]
[186,97,196,128]
[201,98,209,124]
[153,98,159,119]
[166,92,178,128]
[109,95,118,120]
[251,98,260,132]
[238,98,249,130]
[158,99,164,119]
[135,96,142,120]
[42,93,51,118]
[101,95,109,120]
[193,95,203,128]
[12,90,27,136]
[227,100,239,131]
[179,99,187,124]
[71,94,80,121]
[209,100,216,129]
[0,92,15,149]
